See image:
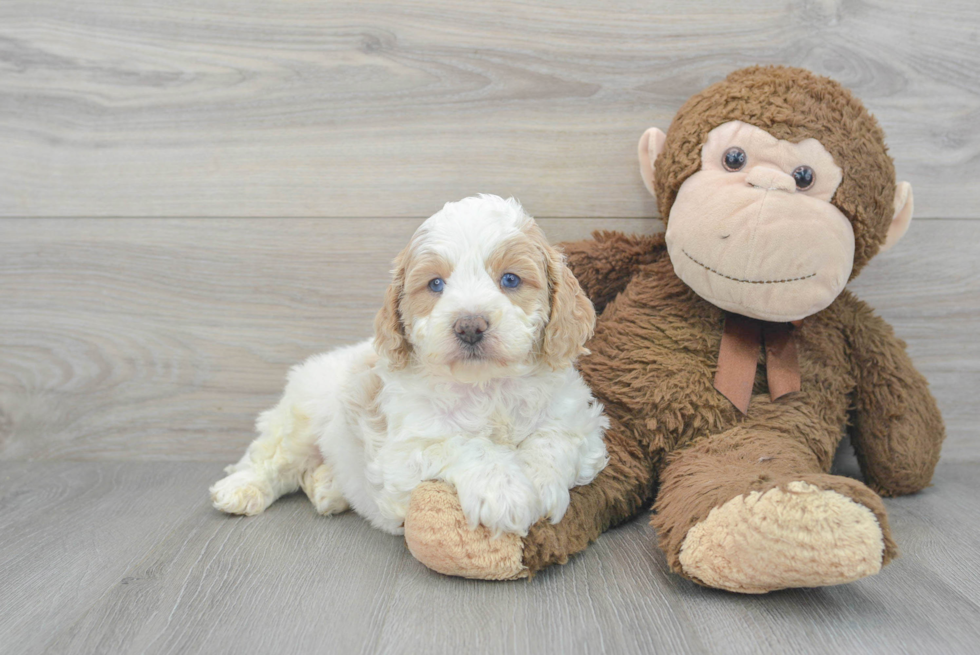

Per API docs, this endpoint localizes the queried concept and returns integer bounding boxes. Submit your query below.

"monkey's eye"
[722,147,747,172]
[792,166,815,191]
[500,273,521,289]
[428,278,445,293]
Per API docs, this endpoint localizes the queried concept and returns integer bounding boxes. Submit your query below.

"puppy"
[210,195,608,537]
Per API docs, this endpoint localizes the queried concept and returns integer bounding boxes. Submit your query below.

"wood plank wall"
[1,1,977,462]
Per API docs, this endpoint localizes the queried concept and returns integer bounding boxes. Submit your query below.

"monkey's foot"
[679,481,885,594]
[404,481,528,580]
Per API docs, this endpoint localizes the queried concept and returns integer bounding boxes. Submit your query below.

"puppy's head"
[374,195,595,382]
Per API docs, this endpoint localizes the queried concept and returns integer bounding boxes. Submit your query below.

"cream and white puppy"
[210,195,608,537]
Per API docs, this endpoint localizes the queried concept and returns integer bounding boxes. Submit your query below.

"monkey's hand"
[404,481,529,580]
[558,231,665,314]
[843,294,945,496]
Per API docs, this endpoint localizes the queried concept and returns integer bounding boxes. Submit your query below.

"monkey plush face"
[638,66,915,323]
[662,120,851,322]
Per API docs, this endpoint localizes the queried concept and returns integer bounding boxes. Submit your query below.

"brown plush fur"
[520,67,945,584]
[522,233,942,582]
[405,66,945,591]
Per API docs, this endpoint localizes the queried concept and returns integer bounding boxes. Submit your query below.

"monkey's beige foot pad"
[404,481,528,580]
[679,481,885,594]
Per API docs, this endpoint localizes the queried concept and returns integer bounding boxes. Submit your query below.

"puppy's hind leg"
[210,400,320,516]
[300,462,350,516]
[211,343,371,516]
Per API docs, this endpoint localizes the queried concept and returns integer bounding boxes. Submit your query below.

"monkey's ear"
[638,127,667,197]
[880,181,914,253]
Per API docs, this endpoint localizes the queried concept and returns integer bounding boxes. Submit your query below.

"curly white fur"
[210,195,608,537]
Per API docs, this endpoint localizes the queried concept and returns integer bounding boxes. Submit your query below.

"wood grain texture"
[1,0,978,218]
[848,219,980,463]
[1,217,975,462]
[0,462,220,655]
[0,461,975,655]
[0,216,658,461]
[2,3,977,651]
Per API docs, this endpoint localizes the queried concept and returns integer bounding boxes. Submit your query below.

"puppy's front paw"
[532,478,571,525]
[455,468,539,538]
[210,471,274,516]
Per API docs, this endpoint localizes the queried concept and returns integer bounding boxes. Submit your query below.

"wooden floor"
[1,456,979,654]
[2,1,979,653]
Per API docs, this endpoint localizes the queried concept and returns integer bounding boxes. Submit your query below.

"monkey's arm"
[559,231,665,314]
[405,412,659,579]
[843,294,945,496]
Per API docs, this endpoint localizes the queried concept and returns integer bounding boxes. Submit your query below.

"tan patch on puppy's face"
[400,250,454,328]
[487,223,595,370]
[485,231,550,322]
[377,195,594,378]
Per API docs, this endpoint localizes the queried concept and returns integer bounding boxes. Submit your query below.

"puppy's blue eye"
[500,273,521,289]
[428,278,445,292]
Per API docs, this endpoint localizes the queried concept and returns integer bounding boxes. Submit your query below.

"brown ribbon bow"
[714,313,802,415]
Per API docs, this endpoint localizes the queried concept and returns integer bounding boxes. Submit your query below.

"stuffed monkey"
[403,66,945,593]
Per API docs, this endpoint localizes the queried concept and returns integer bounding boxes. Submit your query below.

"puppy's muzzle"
[454,315,489,345]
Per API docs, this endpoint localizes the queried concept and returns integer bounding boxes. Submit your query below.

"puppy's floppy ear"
[541,241,596,370]
[374,247,412,369]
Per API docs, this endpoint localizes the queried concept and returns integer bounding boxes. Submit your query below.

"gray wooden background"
[1,1,978,654]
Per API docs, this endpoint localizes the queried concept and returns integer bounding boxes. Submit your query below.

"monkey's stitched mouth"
[683,250,816,285]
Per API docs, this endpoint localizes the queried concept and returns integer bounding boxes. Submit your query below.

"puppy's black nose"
[454,316,489,345]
